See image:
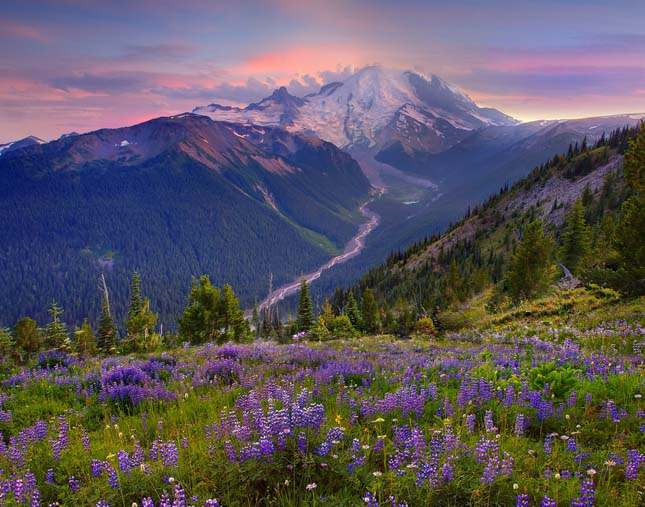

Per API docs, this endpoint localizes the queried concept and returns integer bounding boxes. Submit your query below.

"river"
[253,194,381,313]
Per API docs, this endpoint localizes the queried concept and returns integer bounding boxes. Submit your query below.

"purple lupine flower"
[68,475,80,493]
[543,434,553,455]
[566,437,577,452]
[81,428,91,452]
[172,483,186,507]
[541,496,557,507]
[626,450,645,480]
[571,479,595,507]
[45,468,55,484]
[514,414,526,436]
[516,494,529,507]
[117,450,132,474]
[465,414,476,434]
[204,500,220,507]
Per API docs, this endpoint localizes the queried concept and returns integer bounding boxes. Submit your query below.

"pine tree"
[320,299,334,328]
[45,302,71,352]
[505,220,554,301]
[128,272,143,320]
[0,327,14,359]
[222,284,247,341]
[13,317,41,356]
[345,290,362,329]
[178,275,223,344]
[559,199,592,275]
[361,288,381,334]
[623,120,645,195]
[74,318,97,356]
[331,288,345,316]
[97,273,118,354]
[296,279,314,332]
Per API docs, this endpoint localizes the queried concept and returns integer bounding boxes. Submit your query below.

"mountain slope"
[350,126,639,313]
[0,114,371,328]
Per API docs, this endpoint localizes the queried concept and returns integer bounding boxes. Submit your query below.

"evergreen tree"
[361,288,381,334]
[222,284,248,342]
[296,279,314,332]
[331,288,345,315]
[0,327,14,359]
[74,318,97,356]
[178,276,223,344]
[445,258,465,303]
[97,274,118,354]
[45,302,71,352]
[613,195,645,294]
[623,120,645,195]
[124,272,159,352]
[559,199,592,274]
[320,299,334,328]
[13,317,41,356]
[504,220,554,301]
[345,290,362,329]
[381,303,396,334]
[581,183,594,207]
[128,272,143,320]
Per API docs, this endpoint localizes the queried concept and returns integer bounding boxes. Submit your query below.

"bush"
[437,311,471,332]
[414,317,436,337]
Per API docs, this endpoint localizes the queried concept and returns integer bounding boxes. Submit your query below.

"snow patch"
[0,143,14,155]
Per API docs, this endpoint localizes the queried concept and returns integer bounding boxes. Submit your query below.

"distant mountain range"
[0,114,370,327]
[194,65,643,198]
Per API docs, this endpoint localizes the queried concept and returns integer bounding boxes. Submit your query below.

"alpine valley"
[0,65,642,327]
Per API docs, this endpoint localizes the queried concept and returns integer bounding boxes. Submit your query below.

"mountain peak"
[194,66,518,150]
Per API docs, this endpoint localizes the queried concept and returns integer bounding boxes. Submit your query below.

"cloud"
[48,73,147,94]
[0,20,47,42]
[120,44,196,61]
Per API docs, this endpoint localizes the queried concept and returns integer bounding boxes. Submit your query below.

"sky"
[2,0,645,141]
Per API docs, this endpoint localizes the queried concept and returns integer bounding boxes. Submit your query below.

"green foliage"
[74,318,97,356]
[0,327,14,359]
[296,279,314,332]
[329,315,359,339]
[13,317,41,356]
[504,220,554,302]
[360,288,381,334]
[122,272,160,353]
[414,316,436,337]
[178,276,248,344]
[45,302,71,352]
[559,199,592,274]
[345,290,362,329]
[623,120,645,195]
[528,361,580,401]
[436,310,471,332]
[97,277,118,355]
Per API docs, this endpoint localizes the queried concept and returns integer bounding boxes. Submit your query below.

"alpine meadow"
[0,2,644,507]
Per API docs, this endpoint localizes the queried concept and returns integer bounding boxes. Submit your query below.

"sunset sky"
[2,0,645,141]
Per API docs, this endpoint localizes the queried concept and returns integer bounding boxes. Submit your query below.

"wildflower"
[306,482,317,491]
[373,471,382,477]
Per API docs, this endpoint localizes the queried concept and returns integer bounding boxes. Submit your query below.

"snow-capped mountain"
[193,66,518,154]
